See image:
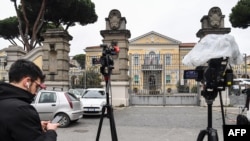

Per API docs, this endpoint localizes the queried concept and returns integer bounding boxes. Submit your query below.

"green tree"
[73,54,86,69]
[229,0,250,28]
[0,16,19,45]
[0,0,97,52]
[81,68,102,88]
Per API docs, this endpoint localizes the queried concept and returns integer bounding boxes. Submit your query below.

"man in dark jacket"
[0,59,59,141]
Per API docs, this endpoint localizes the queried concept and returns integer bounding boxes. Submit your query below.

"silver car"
[31,90,83,127]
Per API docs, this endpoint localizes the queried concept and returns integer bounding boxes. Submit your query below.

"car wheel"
[57,113,70,128]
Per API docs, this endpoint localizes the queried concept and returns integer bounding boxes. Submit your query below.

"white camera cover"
[182,34,244,66]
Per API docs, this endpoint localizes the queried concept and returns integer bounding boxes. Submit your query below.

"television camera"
[92,42,120,76]
[184,57,234,92]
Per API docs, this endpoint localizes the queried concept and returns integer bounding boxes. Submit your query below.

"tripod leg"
[108,107,118,141]
[218,91,226,125]
[197,128,218,141]
[208,128,218,141]
[96,106,106,141]
[197,130,207,141]
[197,90,219,141]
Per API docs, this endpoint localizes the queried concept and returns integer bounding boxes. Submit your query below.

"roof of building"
[179,43,196,47]
[129,31,181,44]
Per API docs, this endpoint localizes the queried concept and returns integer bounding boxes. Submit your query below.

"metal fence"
[129,53,198,95]
[75,54,199,105]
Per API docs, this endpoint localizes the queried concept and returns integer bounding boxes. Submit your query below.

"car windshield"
[69,89,80,95]
[82,90,106,98]
[76,89,86,95]
[69,89,86,96]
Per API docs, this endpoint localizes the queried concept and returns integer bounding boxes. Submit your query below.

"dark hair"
[9,59,45,83]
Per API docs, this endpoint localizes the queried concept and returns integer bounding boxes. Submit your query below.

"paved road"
[56,106,240,141]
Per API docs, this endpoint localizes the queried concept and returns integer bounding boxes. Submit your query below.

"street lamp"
[244,53,247,78]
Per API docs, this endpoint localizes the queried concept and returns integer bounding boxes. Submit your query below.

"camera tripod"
[96,67,118,141]
[197,89,226,141]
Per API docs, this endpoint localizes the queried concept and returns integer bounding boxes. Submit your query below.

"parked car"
[80,88,106,115]
[234,78,250,85]
[241,79,250,85]
[31,90,83,127]
[232,78,250,95]
[69,88,86,99]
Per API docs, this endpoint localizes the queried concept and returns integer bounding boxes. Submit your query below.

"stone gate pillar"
[42,29,72,91]
[196,7,231,106]
[100,9,131,106]
[196,7,231,38]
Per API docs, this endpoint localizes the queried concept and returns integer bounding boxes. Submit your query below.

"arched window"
[144,51,159,65]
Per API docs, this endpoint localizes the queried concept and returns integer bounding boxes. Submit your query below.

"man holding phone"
[0,59,59,141]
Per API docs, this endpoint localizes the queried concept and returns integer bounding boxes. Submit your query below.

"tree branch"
[13,0,27,50]
[20,0,31,51]
[8,39,17,46]
[30,0,47,49]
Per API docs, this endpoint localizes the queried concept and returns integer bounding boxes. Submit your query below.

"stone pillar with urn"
[196,7,231,106]
[100,9,131,106]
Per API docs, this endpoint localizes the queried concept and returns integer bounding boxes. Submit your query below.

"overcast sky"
[0,0,249,56]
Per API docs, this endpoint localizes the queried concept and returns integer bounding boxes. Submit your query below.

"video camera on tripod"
[94,41,120,141]
[92,42,120,76]
[184,57,234,91]
[182,34,244,141]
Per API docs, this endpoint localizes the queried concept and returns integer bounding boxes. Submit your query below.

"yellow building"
[85,31,196,94]
[128,31,195,94]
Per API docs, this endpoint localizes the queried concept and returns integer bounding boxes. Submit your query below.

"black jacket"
[0,83,57,141]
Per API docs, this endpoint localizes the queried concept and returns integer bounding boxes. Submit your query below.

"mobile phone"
[51,115,62,123]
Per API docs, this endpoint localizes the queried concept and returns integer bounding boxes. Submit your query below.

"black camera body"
[92,43,119,76]
[184,57,233,91]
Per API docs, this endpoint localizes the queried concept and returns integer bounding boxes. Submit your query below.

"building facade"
[128,31,196,94]
[85,31,250,95]
[85,31,197,94]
